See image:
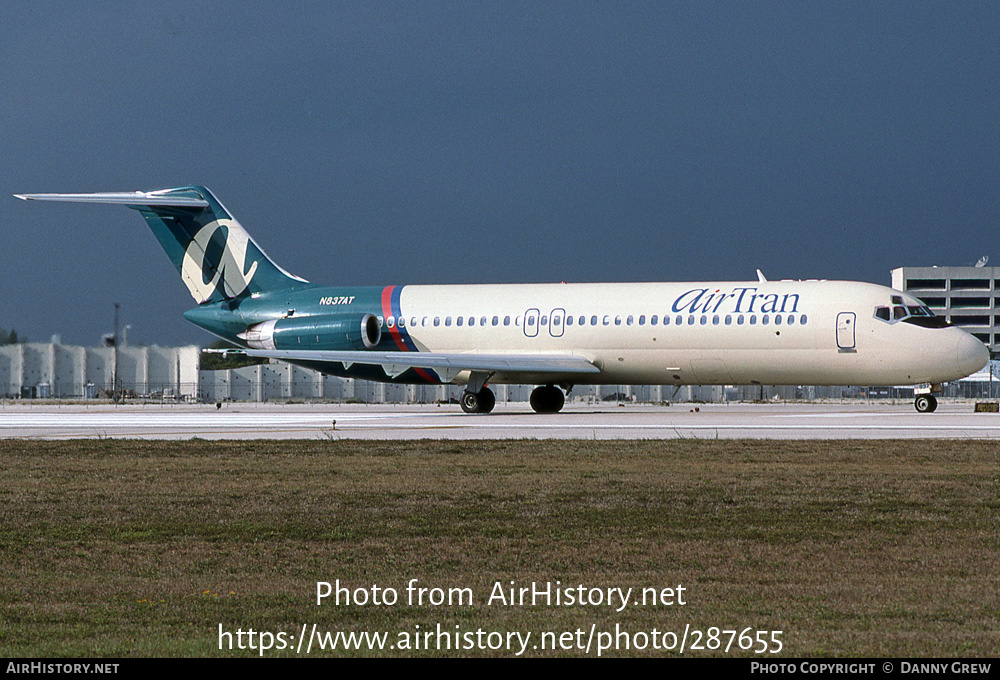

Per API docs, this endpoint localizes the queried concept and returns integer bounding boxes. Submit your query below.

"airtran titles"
[671,287,801,315]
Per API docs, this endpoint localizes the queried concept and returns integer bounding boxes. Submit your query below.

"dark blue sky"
[3,1,999,346]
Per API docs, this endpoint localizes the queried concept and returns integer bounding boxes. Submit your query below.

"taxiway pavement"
[1,401,998,440]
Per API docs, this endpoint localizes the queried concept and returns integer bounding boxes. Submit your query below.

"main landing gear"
[529,384,564,414]
[458,374,566,415]
[914,394,938,413]
[460,387,496,414]
[461,371,496,414]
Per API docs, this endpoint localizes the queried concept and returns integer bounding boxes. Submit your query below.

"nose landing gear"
[914,394,938,413]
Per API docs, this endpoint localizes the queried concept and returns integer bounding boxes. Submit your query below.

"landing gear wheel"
[461,387,496,414]
[478,387,496,414]
[460,390,481,414]
[914,394,938,413]
[529,385,565,414]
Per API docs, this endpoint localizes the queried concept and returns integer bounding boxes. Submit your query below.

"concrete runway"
[1,401,999,439]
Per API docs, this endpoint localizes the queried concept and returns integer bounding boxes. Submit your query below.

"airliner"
[15,186,988,413]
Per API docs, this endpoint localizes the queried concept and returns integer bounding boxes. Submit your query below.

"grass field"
[0,439,997,657]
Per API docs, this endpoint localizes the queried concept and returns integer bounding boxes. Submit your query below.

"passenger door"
[836,312,856,352]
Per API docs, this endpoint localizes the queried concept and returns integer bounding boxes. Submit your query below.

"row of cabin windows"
[385,315,512,329]
[382,313,809,329]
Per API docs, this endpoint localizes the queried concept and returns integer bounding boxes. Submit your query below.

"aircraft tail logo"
[180,218,260,303]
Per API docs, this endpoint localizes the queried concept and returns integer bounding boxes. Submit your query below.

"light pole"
[113,303,120,403]
[991,355,996,400]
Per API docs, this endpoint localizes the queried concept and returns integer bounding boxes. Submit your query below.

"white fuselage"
[21,188,987,394]
[392,280,987,387]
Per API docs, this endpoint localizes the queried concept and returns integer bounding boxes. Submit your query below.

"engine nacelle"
[238,313,381,351]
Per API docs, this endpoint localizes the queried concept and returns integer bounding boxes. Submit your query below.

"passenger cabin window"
[457,317,463,326]
[651,315,658,325]
[445,316,452,327]
[434,317,440,326]
[492,316,499,326]
[591,316,598,326]
[504,316,511,326]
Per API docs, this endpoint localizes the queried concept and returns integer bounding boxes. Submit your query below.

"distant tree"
[0,328,25,345]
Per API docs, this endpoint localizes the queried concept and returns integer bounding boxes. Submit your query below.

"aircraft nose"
[954,331,990,378]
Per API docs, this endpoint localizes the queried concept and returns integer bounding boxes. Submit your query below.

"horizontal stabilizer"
[15,185,309,304]
[14,191,209,208]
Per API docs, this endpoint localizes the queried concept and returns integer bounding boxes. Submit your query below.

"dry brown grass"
[0,439,997,656]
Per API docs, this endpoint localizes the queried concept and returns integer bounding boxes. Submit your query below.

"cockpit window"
[902,315,952,329]
[891,295,903,305]
[876,302,950,328]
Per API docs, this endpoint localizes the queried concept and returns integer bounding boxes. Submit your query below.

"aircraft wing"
[237,348,601,379]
